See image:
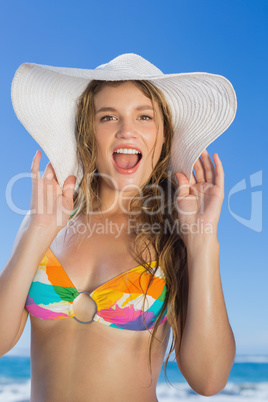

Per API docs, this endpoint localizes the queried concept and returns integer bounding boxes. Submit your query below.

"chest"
[50,218,155,293]
[26,216,167,331]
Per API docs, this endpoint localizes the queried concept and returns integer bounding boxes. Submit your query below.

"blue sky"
[0,0,267,356]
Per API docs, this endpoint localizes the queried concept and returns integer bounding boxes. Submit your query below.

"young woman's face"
[93,81,165,193]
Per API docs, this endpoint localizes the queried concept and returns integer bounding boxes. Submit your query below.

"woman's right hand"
[28,150,77,233]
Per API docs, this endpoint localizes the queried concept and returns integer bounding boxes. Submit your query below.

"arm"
[0,214,59,357]
[175,150,235,395]
[0,151,76,357]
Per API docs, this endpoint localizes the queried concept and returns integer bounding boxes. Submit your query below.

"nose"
[115,118,138,139]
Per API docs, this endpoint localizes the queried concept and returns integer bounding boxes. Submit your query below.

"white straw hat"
[11,53,237,192]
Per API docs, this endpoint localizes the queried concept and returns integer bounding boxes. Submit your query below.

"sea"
[0,354,267,401]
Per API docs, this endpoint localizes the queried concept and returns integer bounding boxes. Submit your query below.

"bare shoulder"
[50,213,83,253]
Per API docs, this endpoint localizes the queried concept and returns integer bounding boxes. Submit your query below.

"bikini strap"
[69,207,79,219]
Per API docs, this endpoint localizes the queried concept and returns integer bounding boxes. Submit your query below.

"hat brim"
[11,56,237,191]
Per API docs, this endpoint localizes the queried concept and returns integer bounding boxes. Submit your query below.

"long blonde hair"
[69,79,188,377]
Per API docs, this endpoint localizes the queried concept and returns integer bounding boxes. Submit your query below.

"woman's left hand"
[175,150,224,247]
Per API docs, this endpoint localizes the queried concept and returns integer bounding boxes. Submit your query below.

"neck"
[96,182,139,218]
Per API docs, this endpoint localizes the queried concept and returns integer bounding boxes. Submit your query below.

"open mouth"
[112,150,142,170]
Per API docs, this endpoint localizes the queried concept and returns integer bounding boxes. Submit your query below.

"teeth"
[114,148,141,154]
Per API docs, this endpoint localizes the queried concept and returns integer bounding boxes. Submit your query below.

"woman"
[1,54,236,401]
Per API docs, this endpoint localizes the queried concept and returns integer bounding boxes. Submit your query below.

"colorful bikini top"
[25,248,167,331]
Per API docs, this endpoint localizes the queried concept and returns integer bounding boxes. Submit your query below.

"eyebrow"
[95,105,154,114]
